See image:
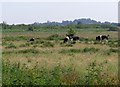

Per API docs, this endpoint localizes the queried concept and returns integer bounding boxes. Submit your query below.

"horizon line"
[2,18,119,25]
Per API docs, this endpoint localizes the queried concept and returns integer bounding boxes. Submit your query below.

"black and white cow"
[72,36,80,42]
[29,38,35,41]
[63,35,72,43]
[63,34,80,43]
[96,35,109,42]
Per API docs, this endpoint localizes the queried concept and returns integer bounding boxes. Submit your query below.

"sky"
[1,0,119,24]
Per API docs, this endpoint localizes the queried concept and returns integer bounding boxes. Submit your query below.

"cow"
[96,35,109,42]
[29,38,35,41]
[63,35,71,43]
[72,36,80,42]
[63,34,80,43]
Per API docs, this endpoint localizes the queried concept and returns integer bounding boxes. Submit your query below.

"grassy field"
[2,29,119,85]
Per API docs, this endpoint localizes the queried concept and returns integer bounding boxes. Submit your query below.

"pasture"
[2,28,119,85]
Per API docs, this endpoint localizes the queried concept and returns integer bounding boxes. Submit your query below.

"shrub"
[84,60,118,85]
[2,60,118,85]
[28,26,33,31]
[85,60,102,85]
[67,28,76,35]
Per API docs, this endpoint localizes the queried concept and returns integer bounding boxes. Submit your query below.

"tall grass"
[103,48,118,55]
[2,49,41,55]
[59,47,100,54]
[41,41,55,47]
[2,60,118,85]
[3,36,27,41]
[5,43,17,49]
[47,34,63,40]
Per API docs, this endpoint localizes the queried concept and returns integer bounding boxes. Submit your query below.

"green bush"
[68,28,76,35]
[84,60,117,85]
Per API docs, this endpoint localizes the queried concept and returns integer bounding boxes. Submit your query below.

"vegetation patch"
[84,60,118,85]
[2,49,48,55]
[82,47,100,53]
[59,49,81,54]
[5,43,17,49]
[3,36,27,41]
[41,41,54,47]
[19,43,30,47]
[18,49,40,54]
[47,34,63,40]
[103,48,118,55]
[2,60,118,85]
[59,47,99,54]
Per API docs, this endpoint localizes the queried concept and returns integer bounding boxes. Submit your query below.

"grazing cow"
[29,38,35,41]
[96,35,109,42]
[63,34,80,43]
[63,35,70,43]
[73,36,80,42]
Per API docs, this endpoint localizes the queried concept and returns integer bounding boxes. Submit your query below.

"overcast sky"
[1,0,119,24]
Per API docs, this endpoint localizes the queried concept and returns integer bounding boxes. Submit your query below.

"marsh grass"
[82,47,100,53]
[2,31,119,85]
[103,48,118,55]
[5,43,17,49]
[47,34,63,40]
[2,60,118,85]
[2,49,48,55]
[59,47,100,54]
[41,41,55,47]
[18,49,40,54]
[19,43,30,47]
[107,40,119,47]
[3,36,27,41]
[84,60,118,85]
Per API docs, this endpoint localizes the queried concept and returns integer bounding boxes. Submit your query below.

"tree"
[68,28,76,35]
[28,26,33,31]
[2,21,7,29]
